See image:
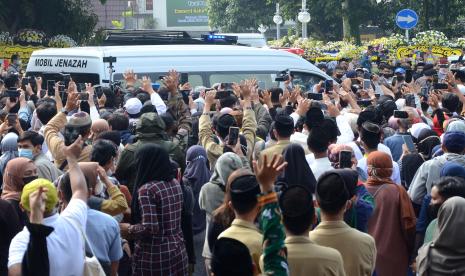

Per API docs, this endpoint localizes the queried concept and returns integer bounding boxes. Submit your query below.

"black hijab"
[277,143,316,193]
[417,129,440,160]
[400,153,424,190]
[131,144,175,224]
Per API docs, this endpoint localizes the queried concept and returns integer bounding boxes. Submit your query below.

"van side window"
[209,72,276,88]
[113,73,204,88]
[290,71,325,93]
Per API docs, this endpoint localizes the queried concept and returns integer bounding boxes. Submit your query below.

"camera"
[275,70,291,82]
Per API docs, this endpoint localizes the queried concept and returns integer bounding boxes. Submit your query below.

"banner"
[0,45,44,63]
[166,0,208,27]
[396,46,461,59]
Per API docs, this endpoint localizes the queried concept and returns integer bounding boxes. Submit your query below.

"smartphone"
[94,85,103,98]
[180,73,188,85]
[46,80,55,96]
[363,79,371,90]
[63,126,81,146]
[307,93,323,101]
[324,79,333,93]
[339,150,352,169]
[403,135,417,153]
[375,93,380,99]
[228,127,240,146]
[433,74,439,84]
[215,90,233,99]
[21,78,29,87]
[180,90,190,105]
[357,100,372,108]
[391,76,398,86]
[7,113,17,126]
[420,87,429,101]
[58,85,65,93]
[78,92,89,101]
[258,81,266,90]
[393,110,409,119]
[77,83,85,92]
[433,83,448,90]
[405,69,413,83]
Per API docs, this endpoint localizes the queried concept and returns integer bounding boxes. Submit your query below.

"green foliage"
[209,0,465,42]
[0,0,97,44]
[208,0,275,32]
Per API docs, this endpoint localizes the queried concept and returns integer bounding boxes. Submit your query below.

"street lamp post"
[297,0,311,39]
[273,3,283,40]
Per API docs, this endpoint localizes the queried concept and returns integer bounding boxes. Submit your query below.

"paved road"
[192,231,207,276]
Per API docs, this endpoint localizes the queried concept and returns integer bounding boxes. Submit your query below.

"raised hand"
[253,154,287,193]
[123,69,137,87]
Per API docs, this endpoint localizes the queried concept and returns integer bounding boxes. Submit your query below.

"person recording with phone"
[44,82,93,170]
[199,81,258,169]
[384,108,420,162]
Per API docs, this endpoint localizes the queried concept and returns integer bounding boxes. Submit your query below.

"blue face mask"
[18,149,34,160]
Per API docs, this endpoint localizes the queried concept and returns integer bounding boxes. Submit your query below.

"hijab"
[183,145,211,190]
[0,132,19,175]
[209,152,243,189]
[440,162,465,179]
[278,144,316,193]
[131,144,174,224]
[401,153,424,189]
[417,197,465,275]
[201,152,243,215]
[416,129,440,160]
[366,151,416,252]
[366,151,394,186]
[1,157,37,201]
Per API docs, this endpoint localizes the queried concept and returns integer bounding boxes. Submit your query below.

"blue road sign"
[396,9,418,30]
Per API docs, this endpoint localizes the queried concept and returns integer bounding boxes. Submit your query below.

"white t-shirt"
[9,198,88,276]
[348,142,392,161]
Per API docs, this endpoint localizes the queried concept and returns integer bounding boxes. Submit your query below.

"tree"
[208,0,276,32]
[0,0,99,44]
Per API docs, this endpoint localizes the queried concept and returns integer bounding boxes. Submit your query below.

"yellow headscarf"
[20,178,58,213]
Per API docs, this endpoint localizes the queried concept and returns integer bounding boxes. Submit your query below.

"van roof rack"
[101,30,239,46]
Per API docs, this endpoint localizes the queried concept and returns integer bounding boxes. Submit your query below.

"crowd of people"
[1,50,465,276]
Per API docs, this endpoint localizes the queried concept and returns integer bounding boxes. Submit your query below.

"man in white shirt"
[357,122,401,184]
[290,102,354,149]
[8,136,89,276]
[306,118,338,180]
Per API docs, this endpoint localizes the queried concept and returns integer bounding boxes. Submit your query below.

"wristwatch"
[61,108,69,115]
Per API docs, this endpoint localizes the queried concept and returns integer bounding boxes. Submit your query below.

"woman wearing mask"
[0,157,38,228]
[0,132,19,189]
[417,197,465,275]
[365,151,416,276]
[183,145,211,235]
[121,144,188,276]
[199,152,245,275]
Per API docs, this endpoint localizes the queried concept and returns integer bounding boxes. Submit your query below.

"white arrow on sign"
[398,15,415,23]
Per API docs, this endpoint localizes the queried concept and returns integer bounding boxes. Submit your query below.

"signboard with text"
[166,0,208,27]
[396,46,461,59]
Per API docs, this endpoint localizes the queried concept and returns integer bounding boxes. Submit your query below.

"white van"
[214,33,267,48]
[26,44,330,90]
